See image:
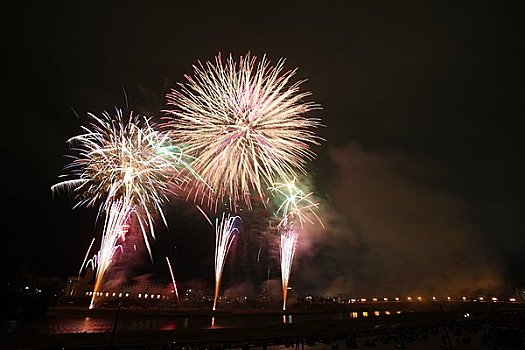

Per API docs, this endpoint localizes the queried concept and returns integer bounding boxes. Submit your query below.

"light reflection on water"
[5,311,398,335]
[4,317,186,335]
[79,317,110,333]
[158,320,177,331]
[208,316,227,329]
[282,315,293,324]
[349,310,399,319]
[43,317,113,334]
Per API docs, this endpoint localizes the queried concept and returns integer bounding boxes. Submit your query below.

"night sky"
[4,2,524,297]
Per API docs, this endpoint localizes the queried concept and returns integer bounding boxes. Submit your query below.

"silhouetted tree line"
[0,265,64,319]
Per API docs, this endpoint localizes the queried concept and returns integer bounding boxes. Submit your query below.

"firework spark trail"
[52,108,200,308]
[213,213,240,310]
[280,228,297,311]
[163,53,324,210]
[165,256,180,304]
[89,198,131,309]
[268,177,324,229]
[78,237,96,278]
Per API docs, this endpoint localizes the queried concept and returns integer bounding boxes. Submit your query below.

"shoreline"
[44,300,522,317]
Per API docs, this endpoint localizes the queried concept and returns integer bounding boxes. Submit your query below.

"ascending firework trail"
[197,207,241,311]
[280,226,298,311]
[166,256,180,304]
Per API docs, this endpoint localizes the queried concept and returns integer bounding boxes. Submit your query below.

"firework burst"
[163,52,323,210]
[52,108,195,230]
[52,108,198,307]
[268,177,324,229]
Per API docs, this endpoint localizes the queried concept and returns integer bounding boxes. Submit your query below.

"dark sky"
[3,2,524,297]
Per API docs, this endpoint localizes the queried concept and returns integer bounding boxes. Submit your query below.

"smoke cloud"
[296,145,503,297]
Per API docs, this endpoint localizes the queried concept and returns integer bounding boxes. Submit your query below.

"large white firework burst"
[52,108,197,254]
[163,52,323,210]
